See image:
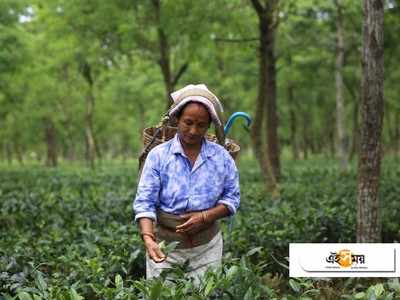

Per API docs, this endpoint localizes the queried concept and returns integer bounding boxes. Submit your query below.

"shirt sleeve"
[133,149,161,222]
[217,151,240,215]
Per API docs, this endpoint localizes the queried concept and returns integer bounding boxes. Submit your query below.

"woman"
[133,84,240,280]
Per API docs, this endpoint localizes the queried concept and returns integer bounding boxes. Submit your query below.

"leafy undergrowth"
[1,158,399,299]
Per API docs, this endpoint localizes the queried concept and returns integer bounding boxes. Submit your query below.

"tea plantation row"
[1,159,399,299]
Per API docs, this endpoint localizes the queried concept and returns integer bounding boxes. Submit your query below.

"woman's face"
[177,103,210,147]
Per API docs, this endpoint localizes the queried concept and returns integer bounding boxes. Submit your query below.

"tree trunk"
[151,0,188,109]
[4,143,12,165]
[85,92,96,169]
[288,81,299,160]
[357,0,384,243]
[309,124,317,155]
[251,43,277,193]
[302,111,309,160]
[81,61,97,169]
[334,0,349,172]
[94,137,103,164]
[324,111,336,159]
[250,0,279,195]
[264,25,280,179]
[157,18,173,107]
[14,142,24,165]
[59,64,76,162]
[395,111,400,154]
[44,117,58,167]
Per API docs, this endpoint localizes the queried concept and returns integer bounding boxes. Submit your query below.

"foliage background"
[1,0,399,162]
[1,0,399,299]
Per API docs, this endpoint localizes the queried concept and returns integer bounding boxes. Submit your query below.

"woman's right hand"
[143,236,166,263]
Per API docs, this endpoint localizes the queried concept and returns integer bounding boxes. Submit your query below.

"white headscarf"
[169,84,224,126]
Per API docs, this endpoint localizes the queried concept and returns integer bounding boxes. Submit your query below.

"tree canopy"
[0,0,398,166]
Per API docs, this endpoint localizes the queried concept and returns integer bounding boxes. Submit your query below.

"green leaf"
[243,287,253,300]
[158,240,166,250]
[270,253,289,270]
[388,278,400,291]
[354,292,365,299]
[69,288,84,300]
[384,292,395,300]
[17,292,32,300]
[302,289,320,297]
[134,281,148,297]
[34,272,47,292]
[2,294,16,300]
[149,280,163,300]
[289,279,301,293]
[246,247,263,257]
[164,241,180,254]
[129,249,141,263]
[204,277,215,297]
[189,296,204,300]
[226,265,239,281]
[115,274,123,290]
[373,283,384,297]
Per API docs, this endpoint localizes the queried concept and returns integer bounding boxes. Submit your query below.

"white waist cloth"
[146,231,223,280]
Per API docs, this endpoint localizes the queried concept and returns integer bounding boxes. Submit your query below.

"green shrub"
[1,159,399,298]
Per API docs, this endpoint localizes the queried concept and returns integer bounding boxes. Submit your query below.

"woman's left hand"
[176,212,207,234]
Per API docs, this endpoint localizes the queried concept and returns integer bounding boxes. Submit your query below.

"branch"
[81,61,94,86]
[172,62,189,87]
[249,0,265,15]
[265,0,279,13]
[271,2,282,30]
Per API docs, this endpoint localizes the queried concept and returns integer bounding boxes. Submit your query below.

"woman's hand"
[143,235,166,263]
[176,212,207,234]
[138,218,165,263]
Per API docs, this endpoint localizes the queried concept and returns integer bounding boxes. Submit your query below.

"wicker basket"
[204,133,240,161]
[142,126,240,160]
[143,126,178,148]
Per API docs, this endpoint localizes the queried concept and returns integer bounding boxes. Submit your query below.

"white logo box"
[290,243,399,277]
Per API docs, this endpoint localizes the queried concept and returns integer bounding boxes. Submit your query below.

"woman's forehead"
[181,103,210,121]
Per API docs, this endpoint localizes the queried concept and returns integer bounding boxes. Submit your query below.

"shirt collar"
[170,134,215,158]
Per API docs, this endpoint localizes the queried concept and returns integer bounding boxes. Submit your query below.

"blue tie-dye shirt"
[133,134,240,221]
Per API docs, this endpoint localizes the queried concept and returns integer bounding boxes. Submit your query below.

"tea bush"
[1,159,399,299]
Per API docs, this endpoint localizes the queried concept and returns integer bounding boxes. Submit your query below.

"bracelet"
[201,210,208,224]
[141,232,155,241]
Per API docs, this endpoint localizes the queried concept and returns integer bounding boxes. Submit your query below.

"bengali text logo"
[325,249,365,268]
